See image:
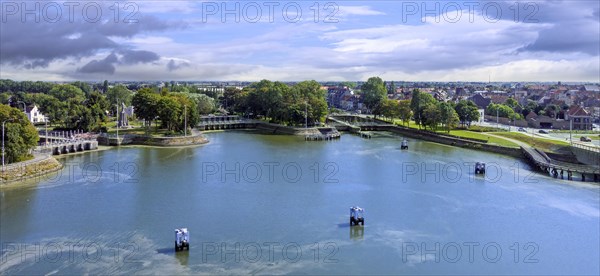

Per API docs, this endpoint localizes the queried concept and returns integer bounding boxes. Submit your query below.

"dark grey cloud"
[77,53,118,74]
[0,2,185,69]
[76,49,160,74]
[479,0,600,55]
[167,59,190,72]
[120,50,160,64]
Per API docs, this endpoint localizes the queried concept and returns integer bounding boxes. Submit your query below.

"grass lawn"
[444,130,519,148]
[389,119,519,147]
[494,132,570,152]
[393,119,422,129]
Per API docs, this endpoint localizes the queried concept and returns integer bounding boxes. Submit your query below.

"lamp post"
[184,104,187,137]
[305,100,308,129]
[45,116,49,146]
[116,97,119,146]
[2,118,15,172]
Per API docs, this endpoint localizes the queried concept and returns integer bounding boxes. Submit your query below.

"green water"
[1,131,598,274]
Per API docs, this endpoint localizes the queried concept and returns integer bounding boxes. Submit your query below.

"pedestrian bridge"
[36,140,98,155]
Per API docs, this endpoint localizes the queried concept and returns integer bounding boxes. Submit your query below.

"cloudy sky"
[0,0,598,82]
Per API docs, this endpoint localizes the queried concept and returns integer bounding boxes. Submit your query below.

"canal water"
[1,131,599,275]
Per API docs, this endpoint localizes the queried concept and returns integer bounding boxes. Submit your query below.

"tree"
[380,99,399,121]
[132,88,160,131]
[48,84,85,103]
[0,104,39,163]
[422,103,442,131]
[220,87,246,113]
[157,96,181,131]
[410,90,436,129]
[440,102,459,133]
[361,77,387,113]
[389,81,396,94]
[106,85,133,113]
[455,100,480,127]
[189,94,215,115]
[103,80,109,94]
[71,81,92,96]
[397,100,412,126]
[288,80,327,126]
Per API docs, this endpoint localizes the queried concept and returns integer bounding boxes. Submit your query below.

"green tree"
[397,100,412,126]
[411,90,436,129]
[49,84,85,103]
[455,100,480,127]
[132,88,160,131]
[103,80,109,94]
[193,94,216,115]
[288,80,327,126]
[440,102,459,133]
[380,99,399,121]
[106,85,133,113]
[361,77,387,113]
[71,81,92,96]
[423,103,442,131]
[0,104,39,163]
[157,96,181,131]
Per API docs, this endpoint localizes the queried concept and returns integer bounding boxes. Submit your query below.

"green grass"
[443,130,519,148]
[494,132,570,152]
[393,119,422,130]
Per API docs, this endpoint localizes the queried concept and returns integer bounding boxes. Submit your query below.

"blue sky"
[0,0,598,82]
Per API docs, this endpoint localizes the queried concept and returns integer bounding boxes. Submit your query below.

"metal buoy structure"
[350,206,365,226]
[475,162,486,174]
[175,228,190,251]
[401,138,408,150]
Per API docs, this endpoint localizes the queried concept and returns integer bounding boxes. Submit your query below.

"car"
[580,136,592,142]
[538,130,549,134]
[518,127,526,132]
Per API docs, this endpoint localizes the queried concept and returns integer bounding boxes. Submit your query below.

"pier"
[522,146,600,182]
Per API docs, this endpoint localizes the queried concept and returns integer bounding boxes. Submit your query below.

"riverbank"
[0,155,63,185]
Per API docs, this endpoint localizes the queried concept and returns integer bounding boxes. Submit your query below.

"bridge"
[198,116,256,130]
[36,131,99,155]
[522,146,600,182]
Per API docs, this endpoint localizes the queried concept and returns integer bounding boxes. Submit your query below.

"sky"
[0,0,599,82]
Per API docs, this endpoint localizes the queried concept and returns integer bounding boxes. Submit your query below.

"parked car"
[580,136,592,142]
[518,127,526,132]
[538,130,549,134]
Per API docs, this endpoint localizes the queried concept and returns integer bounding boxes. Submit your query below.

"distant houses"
[566,106,593,130]
[25,105,46,124]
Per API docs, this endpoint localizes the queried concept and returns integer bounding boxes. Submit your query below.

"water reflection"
[350,226,364,240]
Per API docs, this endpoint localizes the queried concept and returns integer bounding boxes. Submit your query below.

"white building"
[25,105,46,124]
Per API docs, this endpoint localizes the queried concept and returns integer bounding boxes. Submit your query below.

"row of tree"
[356,77,481,132]
[132,88,201,134]
[217,80,328,126]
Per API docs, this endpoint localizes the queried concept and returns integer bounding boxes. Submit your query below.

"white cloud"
[338,6,385,16]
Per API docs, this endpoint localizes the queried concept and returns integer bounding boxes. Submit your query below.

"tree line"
[358,77,480,132]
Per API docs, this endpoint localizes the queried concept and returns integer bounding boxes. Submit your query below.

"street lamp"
[44,116,49,146]
[115,97,119,146]
[305,100,308,129]
[184,104,187,137]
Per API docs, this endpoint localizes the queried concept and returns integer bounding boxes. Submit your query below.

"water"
[1,131,599,275]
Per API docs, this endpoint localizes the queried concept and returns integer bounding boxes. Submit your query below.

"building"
[566,106,592,130]
[25,105,46,124]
